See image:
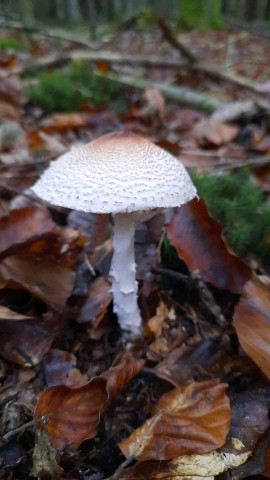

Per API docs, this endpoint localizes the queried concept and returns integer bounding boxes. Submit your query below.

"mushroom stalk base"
[110,212,142,336]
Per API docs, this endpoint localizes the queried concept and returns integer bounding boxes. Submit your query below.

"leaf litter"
[0,17,270,480]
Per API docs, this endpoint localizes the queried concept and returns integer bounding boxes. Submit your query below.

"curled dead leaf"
[35,377,108,450]
[119,379,231,461]
[34,355,144,450]
[44,349,88,387]
[77,276,112,326]
[166,200,251,294]
[0,307,53,367]
[193,118,238,148]
[0,228,84,309]
[233,279,270,381]
[0,205,55,256]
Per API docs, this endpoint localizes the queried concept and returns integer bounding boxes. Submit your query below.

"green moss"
[192,168,270,262]
[137,6,155,29]
[0,38,29,51]
[177,0,225,30]
[28,61,127,113]
[161,234,186,271]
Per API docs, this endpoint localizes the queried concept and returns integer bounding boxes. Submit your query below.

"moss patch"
[28,61,127,113]
[192,168,270,262]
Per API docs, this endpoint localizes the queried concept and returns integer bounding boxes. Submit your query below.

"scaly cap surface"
[32,131,197,213]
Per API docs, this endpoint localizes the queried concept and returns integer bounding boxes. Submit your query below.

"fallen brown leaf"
[0,228,84,309]
[166,200,251,294]
[40,111,117,132]
[193,118,238,148]
[0,205,55,256]
[153,338,231,386]
[44,349,87,387]
[35,376,108,450]
[233,279,270,381]
[0,307,53,366]
[118,379,231,461]
[77,276,112,326]
[35,355,144,450]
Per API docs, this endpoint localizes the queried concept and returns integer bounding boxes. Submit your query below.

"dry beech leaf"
[137,88,165,117]
[35,376,108,450]
[44,349,87,387]
[115,451,250,479]
[41,111,117,132]
[0,205,55,256]
[118,379,231,461]
[101,355,145,402]
[0,312,53,366]
[153,338,232,386]
[40,112,95,131]
[166,200,251,294]
[35,355,144,450]
[147,300,176,337]
[77,276,112,326]
[0,229,84,309]
[193,118,238,148]
[233,279,270,381]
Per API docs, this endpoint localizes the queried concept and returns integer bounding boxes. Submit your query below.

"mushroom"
[32,131,197,336]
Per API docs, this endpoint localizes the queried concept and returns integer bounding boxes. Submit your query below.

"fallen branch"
[156,17,197,63]
[8,49,187,78]
[16,50,268,121]
[95,71,266,120]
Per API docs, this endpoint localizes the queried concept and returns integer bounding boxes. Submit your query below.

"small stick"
[108,456,135,480]
[2,419,35,441]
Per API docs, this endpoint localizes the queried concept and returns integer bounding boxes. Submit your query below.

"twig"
[156,17,197,63]
[3,419,35,441]
[152,267,188,282]
[108,456,135,480]
[95,71,264,120]
[12,49,187,79]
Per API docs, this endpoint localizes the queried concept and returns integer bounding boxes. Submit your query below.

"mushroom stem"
[110,212,142,336]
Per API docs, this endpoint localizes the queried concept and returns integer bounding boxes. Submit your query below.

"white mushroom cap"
[32,131,197,213]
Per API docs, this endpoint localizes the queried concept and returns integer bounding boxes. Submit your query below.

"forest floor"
[0,18,270,480]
